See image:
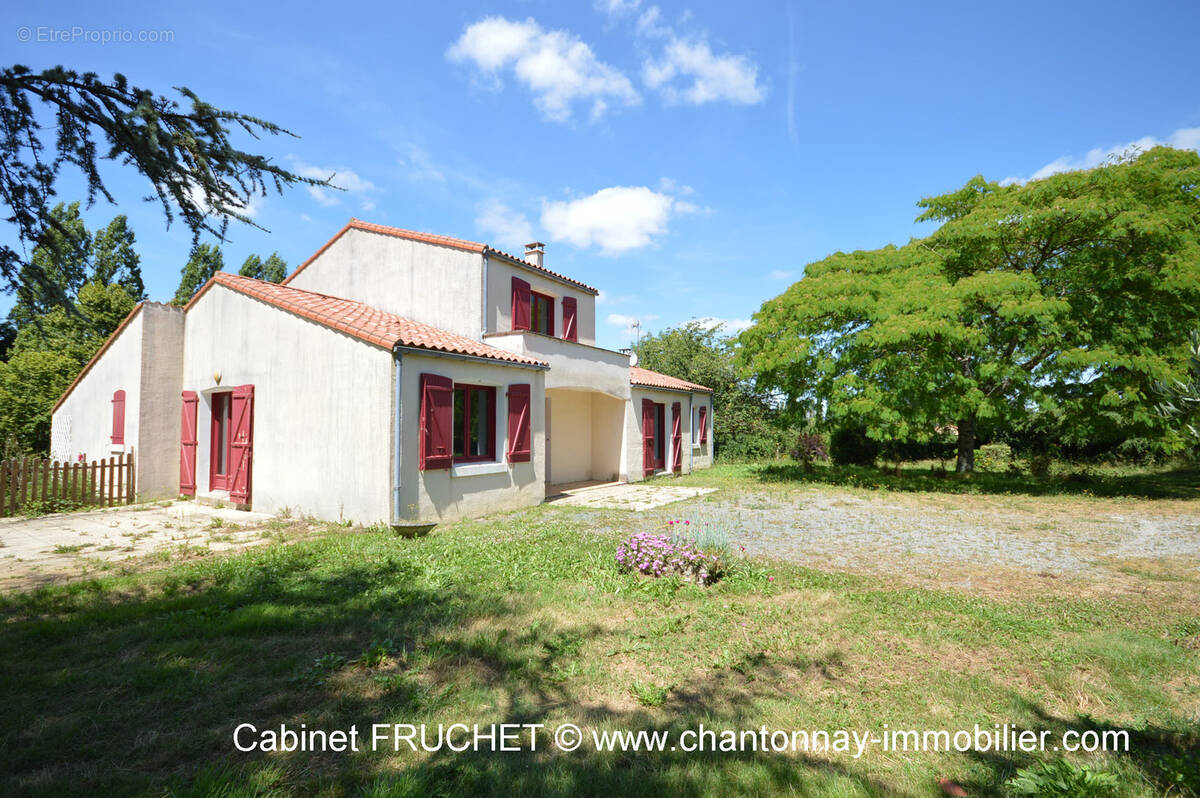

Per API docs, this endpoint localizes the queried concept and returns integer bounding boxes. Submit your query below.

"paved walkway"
[547,483,716,511]
[0,501,273,590]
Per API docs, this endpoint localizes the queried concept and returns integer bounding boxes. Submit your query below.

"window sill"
[452,461,508,478]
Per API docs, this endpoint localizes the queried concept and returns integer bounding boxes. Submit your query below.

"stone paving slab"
[548,484,717,511]
[0,501,273,590]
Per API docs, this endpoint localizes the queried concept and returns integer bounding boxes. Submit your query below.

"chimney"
[524,241,545,269]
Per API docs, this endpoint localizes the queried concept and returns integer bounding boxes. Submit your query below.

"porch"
[545,388,626,486]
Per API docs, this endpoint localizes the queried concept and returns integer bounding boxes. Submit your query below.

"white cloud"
[694,316,753,333]
[447,16,640,122]
[598,0,764,106]
[768,269,793,281]
[542,186,683,254]
[635,5,671,38]
[606,312,659,336]
[1170,127,1200,150]
[291,162,378,209]
[476,199,534,252]
[184,184,262,219]
[1008,127,1200,184]
[397,143,445,183]
[644,38,765,105]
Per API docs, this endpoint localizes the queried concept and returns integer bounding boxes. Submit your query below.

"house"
[49,220,713,527]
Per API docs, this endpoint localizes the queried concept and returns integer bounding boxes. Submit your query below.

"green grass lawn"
[1,467,1197,797]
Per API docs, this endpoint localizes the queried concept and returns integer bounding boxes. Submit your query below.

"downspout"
[392,350,403,524]
[481,252,490,339]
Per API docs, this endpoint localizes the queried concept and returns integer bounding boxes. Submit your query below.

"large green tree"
[0,281,137,453]
[1156,331,1200,440]
[0,65,329,311]
[172,244,224,305]
[91,215,146,300]
[8,202,92,328]
[238,251,287,283]
[0,208,145,454]
[739,147,1200,472]
[634,321,786,458]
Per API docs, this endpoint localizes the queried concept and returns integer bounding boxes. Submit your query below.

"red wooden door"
[229,385,254,507]
[641,399,656,477]
[654,404,666,470]
[180,391,198,496]
[209,392,232,490]
[671,402,682,472]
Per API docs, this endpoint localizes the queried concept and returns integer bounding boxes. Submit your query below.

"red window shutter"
[180,391,198,496]
[512,277,531,331]
[642,399,656,477]
[419,373,454,470]
[698,405,708,443]
[506,383,531,462]
[111,389,126,445]
[672,401,682,472]
[229,385,255,507]
[562,297,577,342]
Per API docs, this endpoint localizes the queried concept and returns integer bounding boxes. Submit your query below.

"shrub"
[668,517,730,555]
[616,531,724,585]
[716,432,784,461]
[790,432,829,470]
[829,425,879,466]
[1029,452,1054,479]
[1005,758,1118,797]
[975,442,1012,472]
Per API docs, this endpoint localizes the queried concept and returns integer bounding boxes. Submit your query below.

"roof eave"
[484,247,599,295]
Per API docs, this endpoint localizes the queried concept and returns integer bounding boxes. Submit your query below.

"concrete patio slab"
[547,482,717,511]
[0,501,274,590]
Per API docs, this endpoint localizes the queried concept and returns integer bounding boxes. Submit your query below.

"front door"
[209,392,233,490]
[654,403,666,471]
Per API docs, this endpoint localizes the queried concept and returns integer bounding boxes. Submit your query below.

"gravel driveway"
[632,488,1200,579]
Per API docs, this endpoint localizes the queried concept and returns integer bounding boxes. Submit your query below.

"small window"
[530,292,554,336]
[453,385,497,462]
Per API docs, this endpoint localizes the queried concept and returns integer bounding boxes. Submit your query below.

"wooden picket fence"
[0,451,135,517]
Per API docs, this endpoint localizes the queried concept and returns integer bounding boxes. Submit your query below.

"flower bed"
[615,529,725,586]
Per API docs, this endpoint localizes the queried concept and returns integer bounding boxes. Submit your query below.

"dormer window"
[530,292,555,336]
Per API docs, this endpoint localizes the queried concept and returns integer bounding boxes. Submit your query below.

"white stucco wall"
[591,393,625,483]
[623,387,714,481]
[484,332,630,398]
[398,353,545,524]
[286,228,485,340]
[485,256,596,345]
[51,307,145,466]
[183,285,394,523]
[543,388,625,485]
[547,389,592,485]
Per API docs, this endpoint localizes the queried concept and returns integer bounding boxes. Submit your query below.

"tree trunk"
[955,414,977,474]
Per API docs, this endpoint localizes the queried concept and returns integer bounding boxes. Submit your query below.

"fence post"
[1,461,7,516]
[127,451,135,504]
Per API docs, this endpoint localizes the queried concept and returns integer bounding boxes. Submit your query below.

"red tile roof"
[194,273,548,367]
[283,219,599,294]
[629,366,713,393]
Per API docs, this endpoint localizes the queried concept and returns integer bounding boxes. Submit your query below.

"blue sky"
[6,0,1200,350]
